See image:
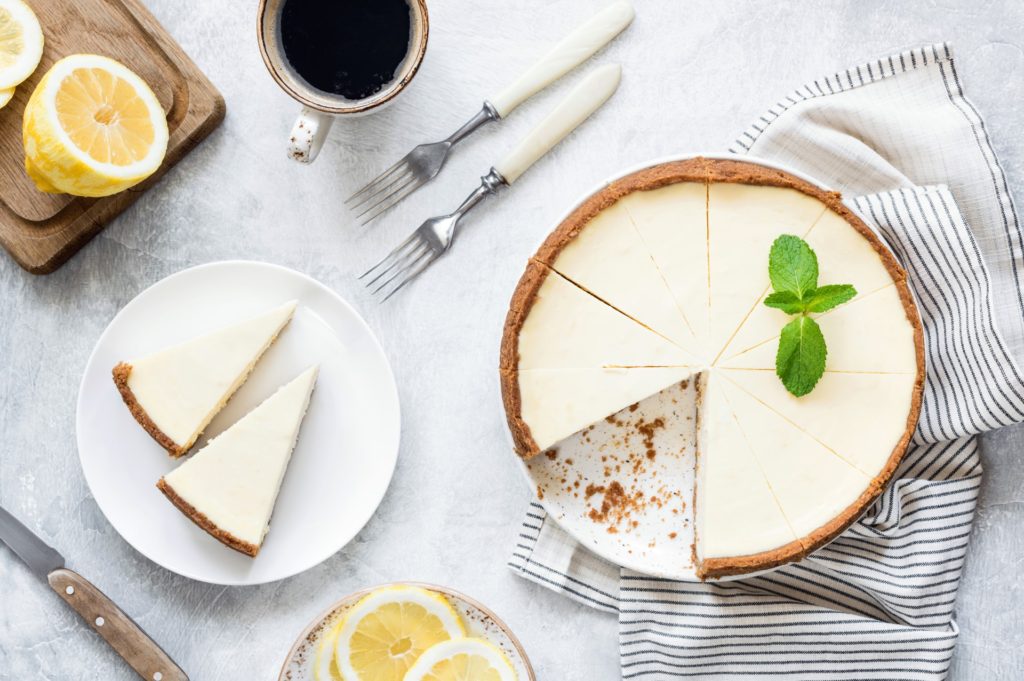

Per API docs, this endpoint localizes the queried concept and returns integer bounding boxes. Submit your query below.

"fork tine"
[357,177,425,225]
[370,243,430,295]
[345,157,410,204]
[359,230,422,281]
[362,236,425,286]
[380,250,436,301]
[354,173,421,223]
[347,167,415,212]
[365,239,427,290]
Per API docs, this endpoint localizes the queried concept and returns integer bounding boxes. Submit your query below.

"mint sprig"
[764,235,856,397]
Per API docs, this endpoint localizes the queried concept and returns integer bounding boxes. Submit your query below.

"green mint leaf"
[763,291,806,314]
[776,316,826,397]
[804,284,857,313]
[768,235,818,297]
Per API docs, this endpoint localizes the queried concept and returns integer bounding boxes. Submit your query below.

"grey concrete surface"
[1,1,1022,679]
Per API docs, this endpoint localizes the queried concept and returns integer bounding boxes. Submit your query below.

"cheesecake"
[157,365,319,557]
[113,301,297,457]
[500,157,924,578]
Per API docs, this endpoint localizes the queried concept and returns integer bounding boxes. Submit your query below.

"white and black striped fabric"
[509,44,1024,680]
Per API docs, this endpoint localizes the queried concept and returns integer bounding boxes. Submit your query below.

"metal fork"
[345,1,635,225]
[361,64,622,300]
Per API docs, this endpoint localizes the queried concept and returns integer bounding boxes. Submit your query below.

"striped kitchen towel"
[508,43,1024,680]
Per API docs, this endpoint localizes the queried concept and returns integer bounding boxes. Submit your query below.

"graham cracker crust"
[112,362,185,457]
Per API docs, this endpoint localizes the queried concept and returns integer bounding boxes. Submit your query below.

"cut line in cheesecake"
[501,156,925,579]
[720,284,921,373]
[113,301,297,457]
[500,260,695,372]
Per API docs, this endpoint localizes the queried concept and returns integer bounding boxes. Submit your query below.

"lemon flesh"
[404,638,518,681]
[334,586,466,681]
[0,0,43,90]
[23,54,168,197]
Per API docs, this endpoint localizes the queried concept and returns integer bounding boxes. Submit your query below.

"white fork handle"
[487,1,634,118]
[495,64,621,185]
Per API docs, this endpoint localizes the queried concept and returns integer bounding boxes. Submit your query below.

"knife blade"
[0,504,65,577]
[0,504,188,681]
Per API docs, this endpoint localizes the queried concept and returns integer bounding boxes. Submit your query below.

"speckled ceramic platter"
[279,582,536,681]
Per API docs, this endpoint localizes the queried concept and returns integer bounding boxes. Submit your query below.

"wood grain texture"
[0,0,224,274]
[47,568,188,681]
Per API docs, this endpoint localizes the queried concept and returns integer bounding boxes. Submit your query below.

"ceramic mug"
[257,0,429,163]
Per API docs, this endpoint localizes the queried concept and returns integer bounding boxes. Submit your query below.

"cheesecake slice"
[113,301,297,457]
[157,365,319,557]
[694,373,802,578]
[621,177,711,360]
[504,366,695,454]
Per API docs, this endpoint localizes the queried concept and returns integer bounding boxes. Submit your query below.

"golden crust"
[156,478,260,557]
[698,538,809,580]
[111,362,186,457]
[498,156,926,579]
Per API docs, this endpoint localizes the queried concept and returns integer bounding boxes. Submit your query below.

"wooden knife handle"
[48,568,188,681]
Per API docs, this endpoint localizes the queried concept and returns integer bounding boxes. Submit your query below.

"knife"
[0,504,188,681]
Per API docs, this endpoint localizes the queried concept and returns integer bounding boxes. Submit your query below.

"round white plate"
[511,154,840,582]
[77,261,401,585]
[279,583,536,681]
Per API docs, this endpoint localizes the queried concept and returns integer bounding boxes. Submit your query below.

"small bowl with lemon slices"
[279,583,535,681]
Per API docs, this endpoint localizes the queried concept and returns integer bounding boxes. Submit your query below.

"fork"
[361,64,622,300]
[345,1,635,225]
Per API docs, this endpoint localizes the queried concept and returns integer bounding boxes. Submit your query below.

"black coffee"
[280,0,412,101]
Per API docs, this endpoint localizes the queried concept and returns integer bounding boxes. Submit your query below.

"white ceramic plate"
[77,261,400,585]
[511,154,840,582]
[279,583,536,681]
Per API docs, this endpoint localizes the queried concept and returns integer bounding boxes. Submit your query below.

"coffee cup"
[258,0,429,163]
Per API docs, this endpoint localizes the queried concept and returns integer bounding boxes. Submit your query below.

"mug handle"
[288,108,334,163]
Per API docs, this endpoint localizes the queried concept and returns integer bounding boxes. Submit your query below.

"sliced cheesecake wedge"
[113,301,297,457]
[157,365,319,557]
[694,373,801,579]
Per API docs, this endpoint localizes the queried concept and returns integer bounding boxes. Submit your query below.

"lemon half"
[0,86,12,108]
[23,54,168,197]
[333,586,466,681]
[403,638,518,681]
[0,0,43,90]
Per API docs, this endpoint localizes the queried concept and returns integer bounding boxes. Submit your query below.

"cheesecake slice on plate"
[112,301,296,457]
[157,365,319,557]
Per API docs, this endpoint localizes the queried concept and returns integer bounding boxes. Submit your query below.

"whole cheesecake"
[500,157,925,579]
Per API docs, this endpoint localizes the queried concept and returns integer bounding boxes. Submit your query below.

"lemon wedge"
[0,0,43,90]
[403,638,518,681]
[333,585,466,681]
[0,86,12,108]
[23,54,168,197]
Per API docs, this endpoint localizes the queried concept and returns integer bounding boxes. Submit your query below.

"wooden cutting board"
[0,0,224,274]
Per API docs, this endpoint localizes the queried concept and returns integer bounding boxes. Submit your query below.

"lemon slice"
[0,86,12,108]
[403,638,518,681]
[313,616,344,681]
[0,0,43,90]
[334,585,466,681]
[23,54,168,197]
